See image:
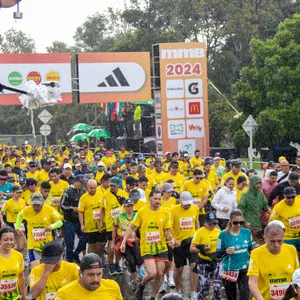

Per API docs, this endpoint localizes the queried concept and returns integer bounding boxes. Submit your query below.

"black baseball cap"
[41,241,64,264]
[289,172,299,182]
[130,189,140,200]
[25,178,37,186]
[126,176,136,186]
[12,185,22,193]
[204,211,218,225]
[170,161,179,168]
[231,161,241,167]
[284,186,297,197]
[124,198,134,206]
[80,253,104,271]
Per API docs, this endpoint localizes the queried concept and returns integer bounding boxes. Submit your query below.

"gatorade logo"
[188,82,199,95]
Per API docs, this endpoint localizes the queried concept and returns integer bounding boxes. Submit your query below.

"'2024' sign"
[166,63,202,77]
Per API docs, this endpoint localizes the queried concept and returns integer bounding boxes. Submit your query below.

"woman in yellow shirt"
[0,227,26,300]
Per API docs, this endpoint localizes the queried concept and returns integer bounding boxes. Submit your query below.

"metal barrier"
[0,134,42,146]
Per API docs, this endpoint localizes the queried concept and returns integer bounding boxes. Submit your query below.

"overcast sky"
[0,0,126,52]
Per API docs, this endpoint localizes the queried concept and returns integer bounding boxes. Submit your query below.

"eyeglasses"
[195,177,203,180]
[287,196,295,199]
[232,220,245,225]
[0,177,7,181]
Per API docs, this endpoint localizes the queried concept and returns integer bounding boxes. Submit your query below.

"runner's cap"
[170,161,179,168]
[284,186,297,197]
[74,174,88,185]
[30,193,44,205]
[63,163,72,169]
[109,177,120,186]
[130,189,140,200]
[124,198,134,206]
[121,169,129,175]
[41,241,64,264]
[12,185,22,193]
[80,254,104,271]
[180,191,193,205]
[162,183,174,193]
[204,211,218,225]
[25,178,37,187]
[97,162,105,167]
[288,173,298,183]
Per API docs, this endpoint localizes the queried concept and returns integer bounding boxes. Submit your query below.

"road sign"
[40,124,51,136]
[38,109,52,124]
[242,115,258,136]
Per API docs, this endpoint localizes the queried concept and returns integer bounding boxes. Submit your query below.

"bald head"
[87,179,97,195]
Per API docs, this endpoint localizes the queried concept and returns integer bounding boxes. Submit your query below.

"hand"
[16,229,23,235]
[110,243,116,252]
[81,225,86,232]
[44,226,52,232]
[43,263,57,275]
[204,244,211,251]
[72,207,78,213]
[245,223,251,229]
[0,221,5,229]
[222,207,229,213]
[120,243,126,253]
[168,238,176,248]
[98,223,104,232]
[226,246,235,254]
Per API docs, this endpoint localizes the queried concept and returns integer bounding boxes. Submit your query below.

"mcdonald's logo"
[188,102,201,115]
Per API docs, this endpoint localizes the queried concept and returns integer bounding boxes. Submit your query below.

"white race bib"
[111,207,121,219]
[93,210,101,220]
[180,217,193,229]
[221,270,239,283]
[288,216,300,228]
[32,228,46,241]
[0,278,17,294]
[270,283,289,300]
[46,292,56,300]
[192,198,201,206]
[146,231,161,244]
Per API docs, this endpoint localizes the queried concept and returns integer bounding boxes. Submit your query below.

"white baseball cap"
[63,163,72,169]
[180,191,193,205]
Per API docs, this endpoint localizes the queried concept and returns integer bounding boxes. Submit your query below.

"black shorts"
[85,232,107,244]
[167,245,173,262]
[106,231,113,241]
[143,251,169,262]
[173,238,197,268]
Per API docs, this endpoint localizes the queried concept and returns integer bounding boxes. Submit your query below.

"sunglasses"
[195,177,203,180]
[0,177,7,181]
[232,220,245,225]
[287,196,295,199]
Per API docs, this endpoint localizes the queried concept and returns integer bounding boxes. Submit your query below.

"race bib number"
[193,198,201,206]
[93,210,101,220]
[32,228,46,241]
[0,278,17,294]
[221,270,239,283]
[46,292,56,300]
[15,223,25,232]
[0,200,5,209]
[180,217,193,229]
[288,216,300,228]
[270,283,289,300]
[111,207,121,219]
[146,231,161,244]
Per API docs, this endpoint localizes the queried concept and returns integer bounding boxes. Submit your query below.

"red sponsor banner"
[0,53,72,105]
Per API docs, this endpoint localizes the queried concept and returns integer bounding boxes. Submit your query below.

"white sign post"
[38,109,52,146]
[242,115,258,169]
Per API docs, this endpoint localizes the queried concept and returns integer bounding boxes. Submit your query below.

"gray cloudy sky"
[0,0,125,51]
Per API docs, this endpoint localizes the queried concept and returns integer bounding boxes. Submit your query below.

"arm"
[99,207,105,231]
[268,185,280,206]
[15,211,24,234]
[111,225,117,251]
[0,211,5,228]
[211,190,224,211]
[18,271,26,300]
[190,242,200,254]
[198,195,208,210]
[78,211,85,232]
[248,276,264,300]
[120,223,137,252]
[60,191,73,211]
[164,227,176,247]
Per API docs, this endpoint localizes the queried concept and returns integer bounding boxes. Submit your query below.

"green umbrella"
[70,133,89,142]
[72,123,92,131]
[88,129,110,138]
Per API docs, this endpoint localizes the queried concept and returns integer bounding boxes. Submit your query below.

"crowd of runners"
[0,140,300,300]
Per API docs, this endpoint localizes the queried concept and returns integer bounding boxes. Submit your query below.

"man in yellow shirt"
[221,161,248,187]
[36,161,51,185]
[22,178,40,205]
[182,169,209,226]
[55,253,123,300]
[30,241,79,300]
[190,150,203,170]
[120,189,176,300]
[118,145,129,160]
[171,191,199,299]
[162,161,185,192]
[101,150,116,169]
[95,162,106,183]
[248,222,299,300]
[26,161,39,180]
[137,164,156,190]
[203,161,219,193]
[152,161,165,189]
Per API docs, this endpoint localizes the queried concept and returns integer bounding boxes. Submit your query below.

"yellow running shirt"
[247,243,299,300]
[192,226,221,261]
[269,197,300,240]
[161,197,177,211]
[30,261,79,300]
[171,204,199,242]
[1,198,26,223]
[162,173,185,192]
[36,170,50,184]
[102,189,128,232]
[0,249,24,300]
[222,172,248,187]
[132,206,171,256]
[55,278,123,300]
[78,191,103,233]
[19,205,63,251]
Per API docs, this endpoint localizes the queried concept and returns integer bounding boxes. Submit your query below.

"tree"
[0,28,36,53]
[233,14,300,149]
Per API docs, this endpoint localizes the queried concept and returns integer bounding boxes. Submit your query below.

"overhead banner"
[77,52,151,103]
[153,42,209,157]
[0,53,72,105]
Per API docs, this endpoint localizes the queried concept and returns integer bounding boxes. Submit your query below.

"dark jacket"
[269,182,300,206]
[60,185,85,221]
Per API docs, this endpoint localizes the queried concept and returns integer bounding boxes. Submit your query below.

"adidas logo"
[98,67,130,88]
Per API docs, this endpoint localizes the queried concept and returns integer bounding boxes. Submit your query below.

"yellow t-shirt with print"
[192,226,221,261]
[103,189,128,232]
[26,171,39,181]
[206,171,219,191]
[0,249,24,300]
[30,261,79,300]
[1,198,26,223]
[171,204,199,242]
[222,171,248,188]
[101,156,116,169]
[190,156,203,169]
[49,180,69,214]
[269,196,300,240]
[162,173,185,192]
[19,205,63,251]
[152,171,165,189]
[161,197,177,211]
[118,151,129,160]
[78,191,103,233]
[22,188,40,205]
[236,186,248,202]
[95,171,105,183]
[247,243,298,300]
[182,179,209,214]
[55,278,123,300]
[132,206,171,256]
[36,170,50,184]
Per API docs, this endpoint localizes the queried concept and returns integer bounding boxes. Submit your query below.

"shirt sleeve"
[132,210,141,228]
[216,231,225,252]
[77,198,85,212]
[29,267,40,287]
[247,251,259,276]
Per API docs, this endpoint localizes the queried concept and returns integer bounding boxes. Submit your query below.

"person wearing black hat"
[60,175,88,263]
[112,198,143,290]
[26,161,39,181]
[269,172,300,206]
[162,161,185,192]
[30,241,79,300]
[22,178,39,205]
[269,186,300,254]
[55,253,123,299]
[190,211,222,299]
[152,160,165,189]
